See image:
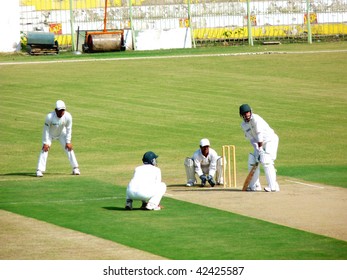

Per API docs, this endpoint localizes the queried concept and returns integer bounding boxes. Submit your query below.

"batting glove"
[258,149,265,163]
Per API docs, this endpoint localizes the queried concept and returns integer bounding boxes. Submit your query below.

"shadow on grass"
[2,172,36,177]
[103,206,148,211]
[2,172,75,178]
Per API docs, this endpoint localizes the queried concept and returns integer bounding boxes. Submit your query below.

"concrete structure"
[0,0,20,52]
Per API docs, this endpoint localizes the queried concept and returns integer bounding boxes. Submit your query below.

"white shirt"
[241,113,276,150]
[128,164,162,192]
[42,111,73,145]
[192,148,219,177]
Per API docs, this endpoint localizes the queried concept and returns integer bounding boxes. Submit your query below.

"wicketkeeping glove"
[207,175,215,187]
[199,175,207,186]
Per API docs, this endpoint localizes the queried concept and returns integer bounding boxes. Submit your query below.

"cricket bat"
[242,162,259,191]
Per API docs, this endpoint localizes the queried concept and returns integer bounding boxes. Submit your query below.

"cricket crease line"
[164,193,174,197]
[0,196,123,205]
[285,179,324,189]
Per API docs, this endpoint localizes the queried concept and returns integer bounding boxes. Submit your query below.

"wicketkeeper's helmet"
[142,151,158,165]
[239,104,252,116]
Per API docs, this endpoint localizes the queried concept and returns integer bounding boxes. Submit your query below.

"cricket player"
[125,151,166,211]
[239,104,280,192]
[184,138,223,187]
[36,100,80,177]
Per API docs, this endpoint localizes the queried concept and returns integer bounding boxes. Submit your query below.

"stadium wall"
[13,0,347,52]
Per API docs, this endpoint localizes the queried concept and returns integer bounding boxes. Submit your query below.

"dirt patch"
[166,177,347,242]
[0,210,167,260]
[1,177,346,260]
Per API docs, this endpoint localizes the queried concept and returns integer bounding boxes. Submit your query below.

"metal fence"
[19,0,347,50]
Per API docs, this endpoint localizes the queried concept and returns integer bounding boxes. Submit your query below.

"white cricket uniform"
[126,164,166,206]
[36,111,79,172]
[241,113,279,191]
[193,148,219,177]
[184,148,223,185]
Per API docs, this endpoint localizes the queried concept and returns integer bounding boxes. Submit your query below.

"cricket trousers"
[37,135,79,172]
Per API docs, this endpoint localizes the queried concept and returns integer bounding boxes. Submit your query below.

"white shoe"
[247,184,262,191]
[146,202,161,211]
[72,167,80,175]
[264,187,278,192]
[36,170,43,177]
[186,181,194,187]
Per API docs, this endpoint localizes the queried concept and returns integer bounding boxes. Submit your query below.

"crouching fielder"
[239,104,280,192]
[184,138,223,187]
[125,151,166,211]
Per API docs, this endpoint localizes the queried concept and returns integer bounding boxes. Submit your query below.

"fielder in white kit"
[36,100,80,177]
[125,151,166,211]
[239,104,279,192]
[184,138,223,187]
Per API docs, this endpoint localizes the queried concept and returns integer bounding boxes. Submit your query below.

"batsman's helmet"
[142,151,158,165]
[239,104,252,116]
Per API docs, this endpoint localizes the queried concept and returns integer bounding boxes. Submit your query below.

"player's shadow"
[166,184,187,188]
[102,206,146,211]
[2,172,36,177]
[173,188,242,192]
[167,184,242,192]
[2,172,71,177]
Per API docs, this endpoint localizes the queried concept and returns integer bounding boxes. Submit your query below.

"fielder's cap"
[56,100,66,110]
[200,138,210,147]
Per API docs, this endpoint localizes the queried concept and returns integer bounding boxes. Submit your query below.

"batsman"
[239,104,280,192]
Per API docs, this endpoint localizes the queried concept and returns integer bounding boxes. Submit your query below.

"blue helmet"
[239,104,252,116]
[142,151,158,165]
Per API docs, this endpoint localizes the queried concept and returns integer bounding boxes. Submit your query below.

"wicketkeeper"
[184,138,223,187]
[239,104,280,192]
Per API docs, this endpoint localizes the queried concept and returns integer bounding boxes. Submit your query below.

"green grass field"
[1,42,347,259]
